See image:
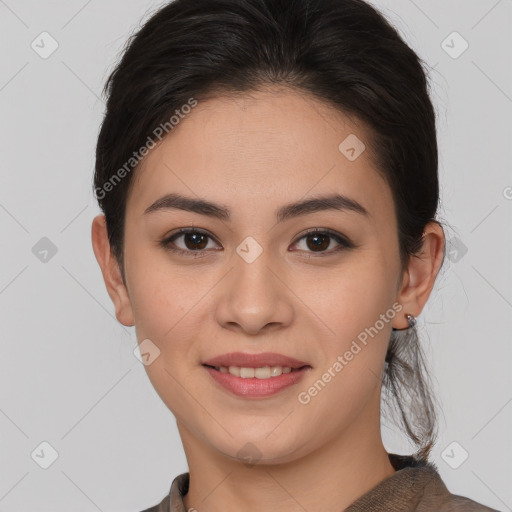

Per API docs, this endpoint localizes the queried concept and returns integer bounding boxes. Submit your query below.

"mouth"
[202,351,311,371]
[201,353,312,398]
[202,363,311,379]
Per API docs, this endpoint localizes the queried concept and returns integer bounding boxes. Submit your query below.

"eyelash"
[160,227,353,258]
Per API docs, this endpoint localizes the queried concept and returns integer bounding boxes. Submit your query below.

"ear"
[91,214,135,327]
[393,221,445,329]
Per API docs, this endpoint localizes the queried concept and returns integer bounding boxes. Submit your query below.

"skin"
[91,86,445,511]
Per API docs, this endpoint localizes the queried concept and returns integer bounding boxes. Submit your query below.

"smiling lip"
[202,352,312,399]
[202,352,310,368]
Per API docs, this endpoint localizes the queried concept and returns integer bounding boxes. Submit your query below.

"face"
[105,87,411,464]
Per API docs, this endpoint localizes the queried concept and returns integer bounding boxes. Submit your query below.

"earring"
[392,313,416,331]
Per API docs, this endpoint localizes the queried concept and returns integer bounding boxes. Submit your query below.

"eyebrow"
[144,192,370,222]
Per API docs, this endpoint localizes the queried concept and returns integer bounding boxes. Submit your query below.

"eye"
[160,228,220,257]
[290,229,353,256]
[160,227,353,258]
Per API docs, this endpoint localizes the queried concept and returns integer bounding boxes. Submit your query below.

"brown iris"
[183,232,209,250]
[305,233,330,252]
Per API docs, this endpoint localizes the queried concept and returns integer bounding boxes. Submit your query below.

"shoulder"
[137,472,189,512]
[416,468,499,512]
[137,498,168,512]
[138,499,170,512]
[346,453,500,511]
[391,454,500,512]
[432,493,500,511]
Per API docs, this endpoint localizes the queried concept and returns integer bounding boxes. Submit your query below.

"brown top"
[139,453,500,512]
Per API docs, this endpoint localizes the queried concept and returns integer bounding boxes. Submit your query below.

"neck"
[179,407,396,512]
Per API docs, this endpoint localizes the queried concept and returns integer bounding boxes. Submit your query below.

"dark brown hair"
[93,0,445,460]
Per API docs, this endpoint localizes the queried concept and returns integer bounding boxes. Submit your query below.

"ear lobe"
[394,222,445,329]
[91,214,135,327]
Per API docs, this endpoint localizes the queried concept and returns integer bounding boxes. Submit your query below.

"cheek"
[294,264,394,426]
[304,256,396,341]
[298,258,396,417]
[125,241,200,339]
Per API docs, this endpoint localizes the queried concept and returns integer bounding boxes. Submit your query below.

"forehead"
[126,87,393,222]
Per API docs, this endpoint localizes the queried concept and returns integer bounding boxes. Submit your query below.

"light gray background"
[0,0,511,511]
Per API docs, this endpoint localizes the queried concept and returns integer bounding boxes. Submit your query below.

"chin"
[205,426,306,466]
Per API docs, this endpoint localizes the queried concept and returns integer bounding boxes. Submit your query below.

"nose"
[214,250,294,336]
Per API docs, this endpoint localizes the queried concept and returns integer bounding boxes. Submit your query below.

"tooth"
[240,367,255,378]
[229,366,241,377]
[221,365,299,378]
[270,366,283,377]
[255,366,271,379]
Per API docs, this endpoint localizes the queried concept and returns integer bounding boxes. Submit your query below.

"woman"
[91,0,499,510]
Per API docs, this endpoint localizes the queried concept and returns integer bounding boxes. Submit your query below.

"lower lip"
[203,365,311,398]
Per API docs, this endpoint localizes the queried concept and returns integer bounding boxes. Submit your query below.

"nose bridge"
[232,241,279,306]
[215,239,293,333]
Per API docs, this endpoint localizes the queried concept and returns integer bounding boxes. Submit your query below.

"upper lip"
[202,352,310,369]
